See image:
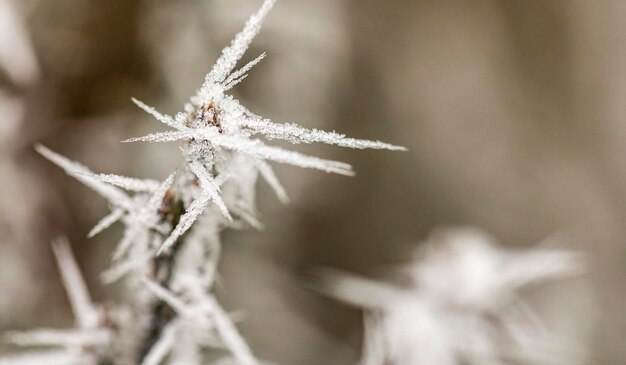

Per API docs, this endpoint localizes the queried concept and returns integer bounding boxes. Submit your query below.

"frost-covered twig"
[4,1,404,364]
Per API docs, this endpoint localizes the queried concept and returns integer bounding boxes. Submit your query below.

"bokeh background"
[0,0,624,364]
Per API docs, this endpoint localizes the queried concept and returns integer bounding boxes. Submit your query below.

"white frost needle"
[111,222,143,261]
[0,350,86,365]
[51,237,99,329]
[158,192,211,255]
[190,161,231,219]
[35,144,132,210]
[108,171,175,260]
[232,204,264,230]
[157,163,232,255]
[139,276,191,316]
[202,0,276,87]
[86,173,161,193]
[211,133,354,175]
[6,329,108,347]
[241,117,407,150]
[139,277,258,365]
[222,75,248,93]
[88,208,125,238]
[222,53,266,92]
[502,249,584,289]
[141,321,179,365]
[256,160,289,203]
[317,269,408,310]
[132,97,185,130]
[100,251,153,284]
[202,296,259,365]
[126,127,356,175]
[123,130,196,143]
[361,313,386,365]
[146,171,176,212]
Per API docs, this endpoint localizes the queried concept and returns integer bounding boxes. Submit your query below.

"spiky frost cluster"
[323,227,585,365]
[1,1,403,364]
[0,238,119,365]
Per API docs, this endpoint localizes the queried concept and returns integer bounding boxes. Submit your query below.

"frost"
[0,238,110,365]
[256,159,289,203]
[123,130,196,143]
[87,173,161,193]
[211,132,355,175]
[100,250,153,284]
[37,144,176,279]
[190,160,231,219]
[202,0,276,87]
[240,116,406,150]
[131,97,185,130]
[205,296,258,365]
[124,0,406,255]
[125,0,403,228]
[222,53,266,92]
[157,186,212,255]
[0,350,86,365]
[320,227,586,365]
[140,320,179,365]
[23,1,405,364]
[139,276,190,315]
[51,237,99,329]
[5,329,108,347]
[140,277,258,365]
[35,144,171,278]
[35,144,133,211]
[87,208,124,238]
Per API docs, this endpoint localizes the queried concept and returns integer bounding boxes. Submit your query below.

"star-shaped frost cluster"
[124,0,404,254]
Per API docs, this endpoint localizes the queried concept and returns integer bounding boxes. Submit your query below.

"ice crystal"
[321,227,585,365]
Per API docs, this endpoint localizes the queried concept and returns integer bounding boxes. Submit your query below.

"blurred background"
[0,0,624,364]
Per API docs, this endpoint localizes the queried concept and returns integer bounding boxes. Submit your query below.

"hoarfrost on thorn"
[321,227,586,365]
[17,1,405,364]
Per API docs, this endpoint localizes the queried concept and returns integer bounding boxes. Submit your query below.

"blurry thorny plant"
[321,227,586,365]
[0,1,404,365]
